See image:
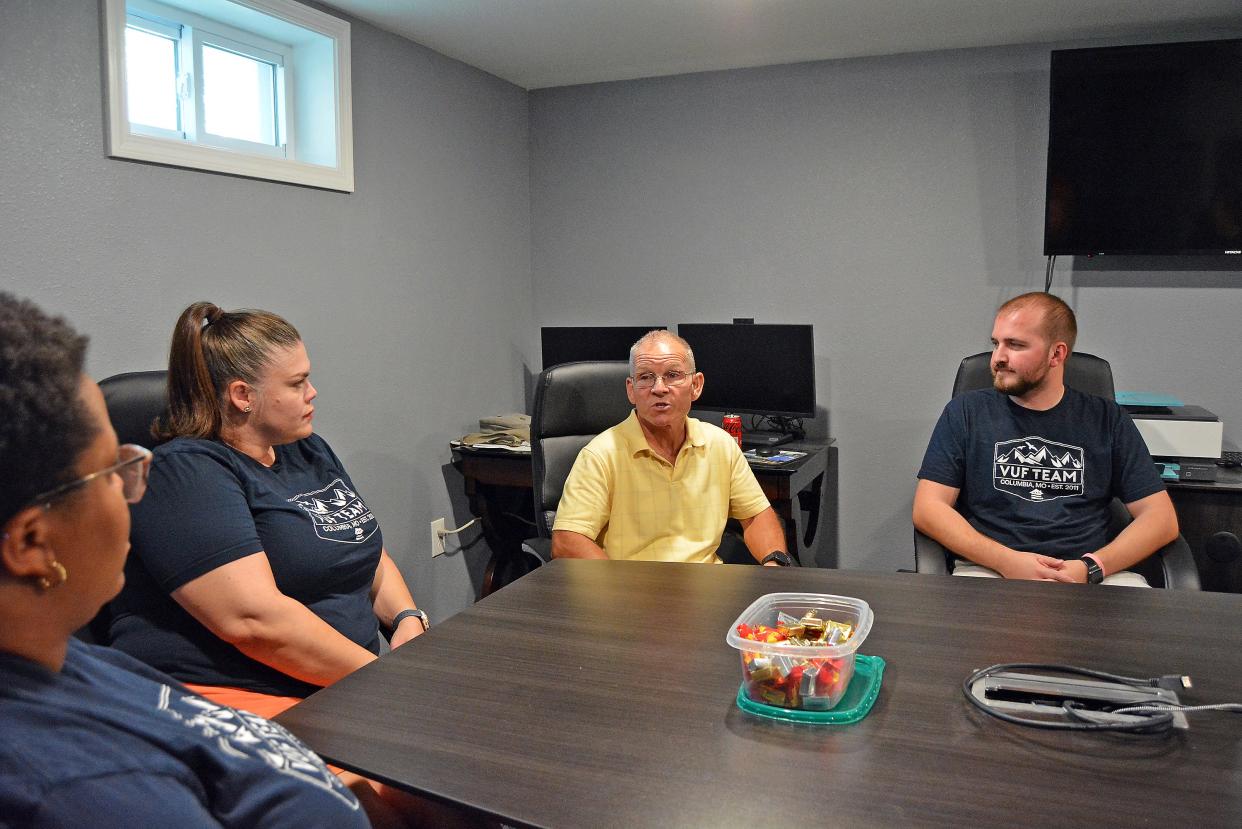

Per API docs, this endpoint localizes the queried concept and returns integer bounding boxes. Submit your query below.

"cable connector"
[1155,674,1192,691]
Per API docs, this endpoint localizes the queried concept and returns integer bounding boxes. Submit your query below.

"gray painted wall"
[5,1,1241,593]
[1,0,534,619]
[530,36,1242,573]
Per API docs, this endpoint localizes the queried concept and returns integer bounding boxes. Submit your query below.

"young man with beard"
[913,292,1177,585]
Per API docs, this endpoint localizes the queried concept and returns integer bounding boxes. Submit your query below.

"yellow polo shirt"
[552,411,771,563]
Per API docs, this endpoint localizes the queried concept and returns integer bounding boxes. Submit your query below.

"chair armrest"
[521,536,552,565]
[1106,498,1201,590]
[914,529,951,575]
[1156,534,1201,591]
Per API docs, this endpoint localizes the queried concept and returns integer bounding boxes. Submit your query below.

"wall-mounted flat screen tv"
[1043,38,1242,256]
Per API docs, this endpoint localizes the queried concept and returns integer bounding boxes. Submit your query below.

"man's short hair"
[628,330,696,375]
[997,292,1077,354]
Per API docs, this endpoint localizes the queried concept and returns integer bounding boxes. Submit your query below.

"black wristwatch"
[761,551,796,567]
[392,608,430,632]
[1081,556,1104,585]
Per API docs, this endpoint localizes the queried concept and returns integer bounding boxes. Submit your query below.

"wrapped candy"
[735,614,856,709]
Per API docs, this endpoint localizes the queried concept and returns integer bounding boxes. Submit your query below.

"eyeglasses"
[30,444,153,507]
[632,370,692,390]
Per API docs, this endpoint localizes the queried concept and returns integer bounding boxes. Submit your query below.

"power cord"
[963,662,1240,735]
[1044,255,1057,292]
[501,511,536,528]
[749,414,806,439]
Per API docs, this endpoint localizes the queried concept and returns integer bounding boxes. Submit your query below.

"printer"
[1125,405,1223,459]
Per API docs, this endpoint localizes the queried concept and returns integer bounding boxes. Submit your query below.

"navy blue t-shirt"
[110,434,383,697]
[917,387,1164,558]
[0,639,368,828]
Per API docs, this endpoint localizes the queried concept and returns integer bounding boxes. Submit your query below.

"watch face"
[1084,560,1103,583]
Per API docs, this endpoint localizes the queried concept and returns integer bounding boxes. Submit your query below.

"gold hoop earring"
[36,560,68,591]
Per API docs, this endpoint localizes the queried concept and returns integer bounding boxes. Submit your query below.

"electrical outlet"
[430,518,446,557]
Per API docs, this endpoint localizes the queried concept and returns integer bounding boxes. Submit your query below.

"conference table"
[276,561,1242,827]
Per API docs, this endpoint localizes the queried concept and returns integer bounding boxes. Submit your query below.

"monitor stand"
[741,429,795,449]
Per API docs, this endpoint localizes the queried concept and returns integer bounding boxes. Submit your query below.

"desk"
[1166,464,1242,593]
[278,560,1242,827]
[452,439,838,595]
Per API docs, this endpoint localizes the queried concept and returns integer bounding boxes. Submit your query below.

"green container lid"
[735,653,886,725]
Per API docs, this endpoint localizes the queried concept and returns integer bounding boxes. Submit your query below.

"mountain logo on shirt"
[993,436,1084,502]
[288,478,378,544]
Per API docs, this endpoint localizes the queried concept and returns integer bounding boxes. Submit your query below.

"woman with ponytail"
[109,302,427,723]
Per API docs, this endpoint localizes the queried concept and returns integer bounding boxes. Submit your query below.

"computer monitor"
[676,323,816,419]
[540,326,664,370]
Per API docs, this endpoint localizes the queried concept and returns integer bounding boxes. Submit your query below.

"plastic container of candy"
[725,592,874,711]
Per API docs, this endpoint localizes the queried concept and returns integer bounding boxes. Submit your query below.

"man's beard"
[992,364,1046,397]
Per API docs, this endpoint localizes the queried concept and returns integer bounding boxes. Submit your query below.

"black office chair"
[913,352,1200,589]
[101,370,169,447]
[520,361,635,567]
[78,370,169,643]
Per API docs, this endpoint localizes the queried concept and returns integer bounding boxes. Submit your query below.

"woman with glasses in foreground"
[0,293,371,826]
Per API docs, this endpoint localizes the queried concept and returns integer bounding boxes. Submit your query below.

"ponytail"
[157,301,301,441]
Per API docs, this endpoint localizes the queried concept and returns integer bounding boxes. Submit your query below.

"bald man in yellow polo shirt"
[551,330,793,566]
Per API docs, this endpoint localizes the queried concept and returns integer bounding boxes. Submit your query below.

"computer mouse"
[756,447,779,457]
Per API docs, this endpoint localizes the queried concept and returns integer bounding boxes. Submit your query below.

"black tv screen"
[1044,38,1242,256]
[677,323,816,418]
[541,326,663,370]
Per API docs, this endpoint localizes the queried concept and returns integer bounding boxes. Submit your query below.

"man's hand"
[1062,559,1088,583]
[995,552,1077,582]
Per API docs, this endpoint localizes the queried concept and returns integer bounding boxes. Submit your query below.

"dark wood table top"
[277,561,1242,828]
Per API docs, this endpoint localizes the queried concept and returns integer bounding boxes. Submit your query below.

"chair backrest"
[531,361,633,538]
[78,371,168,645]
[952,351,1114,400]
[99,370,170,448]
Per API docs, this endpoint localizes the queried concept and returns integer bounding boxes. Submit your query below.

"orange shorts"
[182,684,304,718]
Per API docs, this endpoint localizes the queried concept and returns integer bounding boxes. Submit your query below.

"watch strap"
[1081,554,1105,584]
[761,551,795,567]
[392,608,429,631]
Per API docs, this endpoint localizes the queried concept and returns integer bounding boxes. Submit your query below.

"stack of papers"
[743,449,806,465]
[452,429,531,452]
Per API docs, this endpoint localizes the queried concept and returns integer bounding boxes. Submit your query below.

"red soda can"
[723,414,743,447]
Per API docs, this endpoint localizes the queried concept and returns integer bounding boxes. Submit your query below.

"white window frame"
[123,13,187,141]
[193,27,290,158]
[103,0,354,192]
